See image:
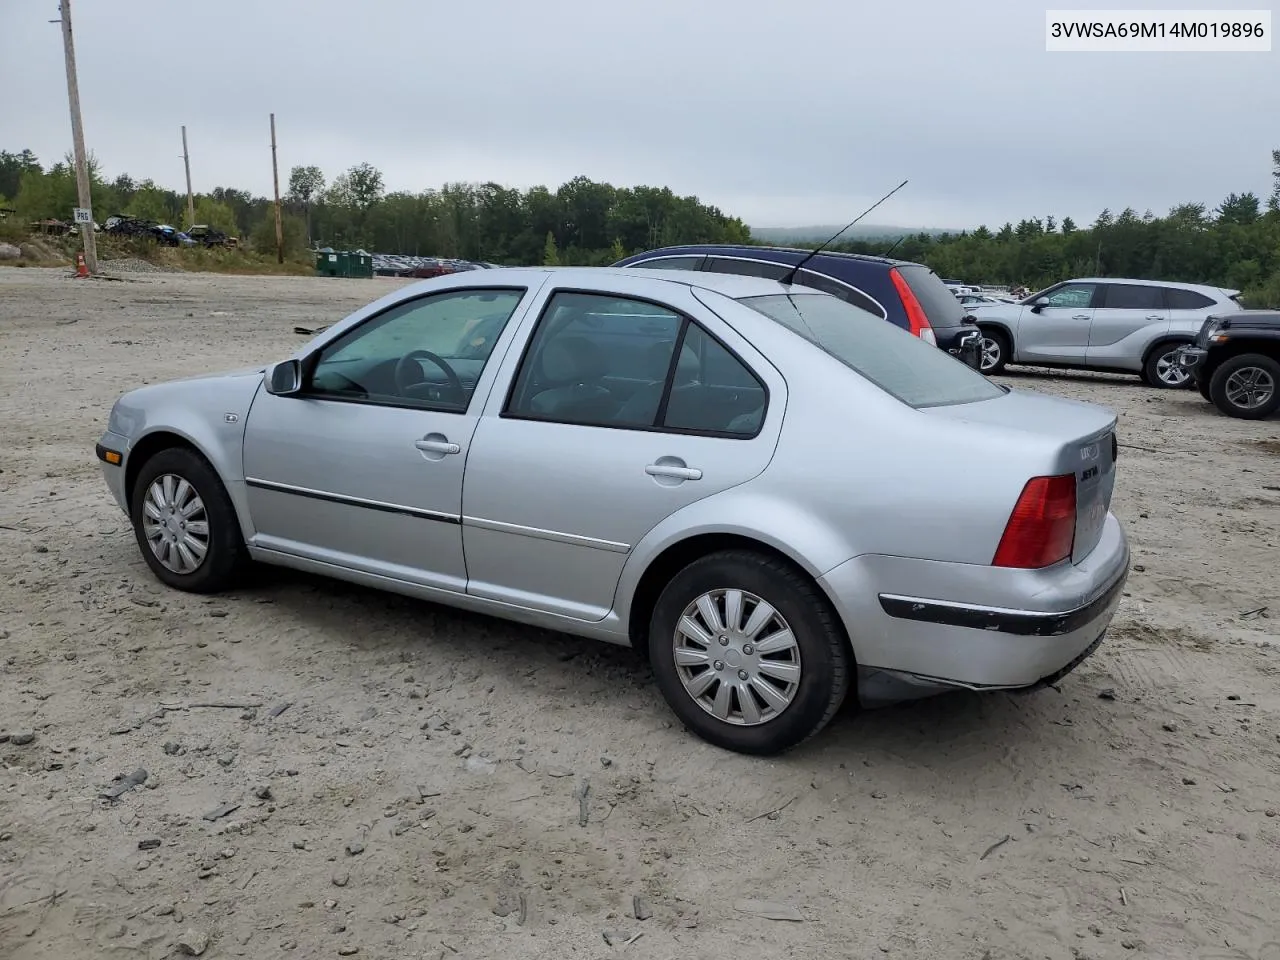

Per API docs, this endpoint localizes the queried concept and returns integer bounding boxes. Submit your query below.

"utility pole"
[56,0,97,273]
[181,126,195,229]
[270,113,283,264]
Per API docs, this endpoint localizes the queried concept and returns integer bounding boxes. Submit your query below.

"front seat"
[527,336,616,423]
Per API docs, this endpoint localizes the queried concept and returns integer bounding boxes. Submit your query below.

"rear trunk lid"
[923,390,1119,564]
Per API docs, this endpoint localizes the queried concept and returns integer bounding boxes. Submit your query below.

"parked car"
[186,224,236,248]
[612,245,984,369]
[1175,310,1280,419]
[95,267,1129,754]
[966,278,1244,387]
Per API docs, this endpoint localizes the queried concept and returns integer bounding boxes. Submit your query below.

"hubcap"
[672,588,801,727]
[979,337,1001,371]
[1223,366,1275,410]
[1155,350,1190,386]
[141,474,210,574]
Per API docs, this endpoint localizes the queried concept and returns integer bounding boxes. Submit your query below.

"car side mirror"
[265,359,303,396]
[1030,296,1050,313]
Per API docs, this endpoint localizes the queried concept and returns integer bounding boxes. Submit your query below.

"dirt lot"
[1,266,1278,960]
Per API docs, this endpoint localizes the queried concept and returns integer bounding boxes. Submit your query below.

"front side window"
[505,291,766,436]
[306,288,525,412]
[1041,283,1098,309]
[740,292,1004,408]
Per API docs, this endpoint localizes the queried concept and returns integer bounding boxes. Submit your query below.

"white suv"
[966,278,1244,387]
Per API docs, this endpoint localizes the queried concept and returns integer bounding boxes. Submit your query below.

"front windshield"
[738,292,1005,408]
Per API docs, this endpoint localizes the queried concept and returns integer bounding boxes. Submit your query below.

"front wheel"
[1143,342,1193,389]
[129,447,248,593]
[1208,353,1280,420]
[647,550,851,755]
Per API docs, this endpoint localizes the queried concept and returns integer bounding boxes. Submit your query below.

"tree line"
[3,146,1277,305]
[0,150,751,265]
[829,150,1280,307]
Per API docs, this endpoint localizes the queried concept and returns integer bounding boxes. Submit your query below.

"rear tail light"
[992,474,1076,569]
[889,267,936,343]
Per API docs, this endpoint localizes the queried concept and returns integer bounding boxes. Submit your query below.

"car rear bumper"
[1175,345,1207,377]
[937,328,983,369]
[818,512,1130,692]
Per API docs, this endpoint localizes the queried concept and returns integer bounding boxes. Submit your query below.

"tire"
[1143,341,1193,389]
[978,328,1009,375]
[647,550,851,755]
[1208,353,1280,420]
[129,446,248,593]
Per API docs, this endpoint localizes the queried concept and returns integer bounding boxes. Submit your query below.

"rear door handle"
[415,438,460,455]
[1072,314,1090,320]
[1146,315,1163,321]
[646,463,702,481]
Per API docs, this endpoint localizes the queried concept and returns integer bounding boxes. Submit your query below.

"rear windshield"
[738,293,1005,408]
[896,264,967,327]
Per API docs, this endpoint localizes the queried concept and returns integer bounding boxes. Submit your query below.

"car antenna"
[880,235,905,257]
[778,178,909,286]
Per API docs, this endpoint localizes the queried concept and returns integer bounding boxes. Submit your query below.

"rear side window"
[1164,287,1216,309]
[704,256,791,281]
[1102,284,1163,309]
[795,269,887,318]
[894,264,966,327]
[631,256,705,271]
[739,292,1004,408]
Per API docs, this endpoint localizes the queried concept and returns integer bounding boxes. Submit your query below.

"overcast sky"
[1,0,1276,229]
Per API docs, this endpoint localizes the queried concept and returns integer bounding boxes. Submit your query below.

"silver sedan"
[96,267,1130,755]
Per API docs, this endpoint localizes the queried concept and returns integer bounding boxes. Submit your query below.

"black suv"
[1176,310,1280,419]
[613,244,983,368]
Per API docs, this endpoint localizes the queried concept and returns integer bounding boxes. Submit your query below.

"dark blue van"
[613,244,983,368]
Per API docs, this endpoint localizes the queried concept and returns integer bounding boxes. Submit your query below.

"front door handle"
[1146,314,1163,321]
[646,463,702,481]
[415,437,460,455]
[1072,314,1090,320]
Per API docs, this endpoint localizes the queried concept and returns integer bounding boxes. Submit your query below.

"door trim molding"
[244,477,461,525]
[462,515,630,553]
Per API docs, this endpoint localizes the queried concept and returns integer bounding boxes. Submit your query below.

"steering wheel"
[394,349,465,402]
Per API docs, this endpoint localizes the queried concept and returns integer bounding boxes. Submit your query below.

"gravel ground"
[1,267,1279,960]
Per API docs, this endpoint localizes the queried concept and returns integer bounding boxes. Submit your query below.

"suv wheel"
[647,550,851,755]
[1208,353,1280,419]
[1143,342,1193,389]
[978,329,1009,374]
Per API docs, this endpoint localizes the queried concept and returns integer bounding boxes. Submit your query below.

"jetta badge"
[1080,443,1100,462]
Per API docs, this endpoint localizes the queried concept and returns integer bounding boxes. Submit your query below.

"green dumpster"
[349,251,373,278]
[315,249,373,278]
[315,249,343,277]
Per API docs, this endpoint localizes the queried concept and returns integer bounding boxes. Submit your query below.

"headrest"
[540,335,608,383]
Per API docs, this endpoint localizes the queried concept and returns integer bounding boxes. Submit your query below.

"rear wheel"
[978,328,1009,374]
[1143,342,1193,389]
[647,550,851,755]
[1208,353,1280,420]
[129,447,248,593]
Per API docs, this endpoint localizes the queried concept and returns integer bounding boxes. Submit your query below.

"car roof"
[463,265,803,299]
[1070,277,1238,295]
